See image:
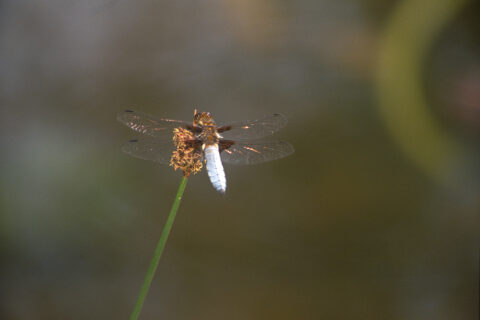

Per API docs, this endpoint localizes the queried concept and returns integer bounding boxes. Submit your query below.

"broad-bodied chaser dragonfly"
[117,110,294,194]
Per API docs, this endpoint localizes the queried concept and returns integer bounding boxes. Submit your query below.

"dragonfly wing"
[220,140,294,165]
[117,110,193,138]
[218,114,288,140]
[121,137,176,164]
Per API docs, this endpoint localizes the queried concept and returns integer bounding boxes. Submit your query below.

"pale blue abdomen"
[204,144,226,194]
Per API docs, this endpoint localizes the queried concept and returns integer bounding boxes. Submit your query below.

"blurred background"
[1,0,479,319]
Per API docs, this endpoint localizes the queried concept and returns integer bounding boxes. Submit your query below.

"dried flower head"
[170,127,203,177]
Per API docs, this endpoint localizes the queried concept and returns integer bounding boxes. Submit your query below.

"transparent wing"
[218,114,288,141]
[117,110,193,139]
[220,140,294,165]
[120,137,176,164]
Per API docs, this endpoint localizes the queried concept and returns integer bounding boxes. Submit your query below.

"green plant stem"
[130,176,188,320]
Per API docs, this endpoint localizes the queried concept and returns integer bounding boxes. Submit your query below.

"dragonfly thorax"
[197,125,219,145]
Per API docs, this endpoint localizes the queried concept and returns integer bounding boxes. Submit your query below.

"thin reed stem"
[130,176,188,320]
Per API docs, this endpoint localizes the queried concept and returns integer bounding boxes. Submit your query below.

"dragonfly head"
[193,111,215,126]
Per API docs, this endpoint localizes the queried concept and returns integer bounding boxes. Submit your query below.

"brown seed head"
[170,127,203,177]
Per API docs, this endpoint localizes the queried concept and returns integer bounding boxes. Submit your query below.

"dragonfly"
[117,110,294,194]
